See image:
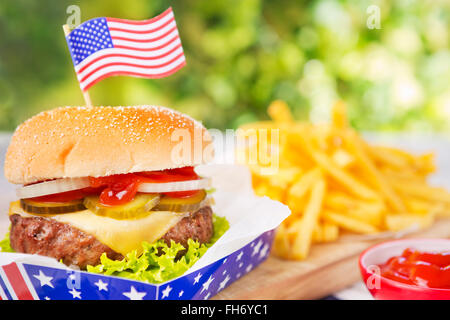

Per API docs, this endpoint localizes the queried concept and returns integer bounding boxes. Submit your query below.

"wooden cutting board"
[213,218,450,300]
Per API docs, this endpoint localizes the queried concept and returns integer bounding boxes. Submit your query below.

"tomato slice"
[136,166,199,182]
[29,187,100,203]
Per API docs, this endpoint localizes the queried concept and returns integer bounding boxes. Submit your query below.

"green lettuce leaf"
[0,232,14,253]
[87,214,229,283]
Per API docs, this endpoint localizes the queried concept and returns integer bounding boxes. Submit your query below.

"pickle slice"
[83,194,160,220]
[20,199,86,214]
[154,190,207,212]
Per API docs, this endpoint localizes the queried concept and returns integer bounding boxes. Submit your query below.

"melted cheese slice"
[9,201,185,255]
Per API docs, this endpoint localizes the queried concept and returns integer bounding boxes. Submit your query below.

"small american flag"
[65,7,186,91]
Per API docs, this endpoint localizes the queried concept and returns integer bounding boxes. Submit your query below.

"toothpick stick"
[63,24,93,107]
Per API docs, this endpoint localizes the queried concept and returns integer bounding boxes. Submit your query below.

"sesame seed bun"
[5,106,213,184]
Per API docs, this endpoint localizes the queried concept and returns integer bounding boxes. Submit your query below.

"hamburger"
[3,106,221,276]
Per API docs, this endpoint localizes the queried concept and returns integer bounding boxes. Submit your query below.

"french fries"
[323,211,379,234]
[291,178,326,259]
[239,100,450,260]
[268,100,294,123]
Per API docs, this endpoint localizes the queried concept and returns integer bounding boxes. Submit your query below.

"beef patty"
[9,206,213,269]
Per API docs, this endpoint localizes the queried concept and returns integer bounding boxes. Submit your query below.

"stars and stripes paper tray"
[0,230,275,300]
[0,164,290,300]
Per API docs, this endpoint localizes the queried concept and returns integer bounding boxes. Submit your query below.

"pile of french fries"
[237,100,450,260]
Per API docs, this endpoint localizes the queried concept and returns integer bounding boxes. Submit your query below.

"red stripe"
[82,60,186,91]
[106,7,172,25]
[108,17,175,34]
[79,52,185,82]
[113,35,180,51]
[2,263,34,300]
[77,44,182,74]
[111,26,177,43]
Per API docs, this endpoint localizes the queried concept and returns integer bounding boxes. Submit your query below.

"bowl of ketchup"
[359,238,450,300]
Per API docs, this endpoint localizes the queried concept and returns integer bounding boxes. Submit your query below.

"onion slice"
[137,178,212,193]
[17,178,91,199]
[16,177,213,199]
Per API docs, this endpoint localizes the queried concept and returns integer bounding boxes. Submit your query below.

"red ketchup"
[31,166,201,206]
[378,248,450,289]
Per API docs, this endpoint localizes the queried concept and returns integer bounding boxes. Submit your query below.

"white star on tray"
[193,272,202,284]
[259,244,270,259]
[161,285,172,299]
[246,264,253,273]
[218,275,231,291]
[178,290,184,298]
[201,275,214,293]
[236,251,243,261]
[252,240,263,256]
[123,286,147,300]
[203,292,211,300]
[69,288,82,299]
[94,279,108,292]
[44,296,51,300]
[33,270,54,288]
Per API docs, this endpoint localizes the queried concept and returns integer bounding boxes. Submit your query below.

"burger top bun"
[5,106,213,184]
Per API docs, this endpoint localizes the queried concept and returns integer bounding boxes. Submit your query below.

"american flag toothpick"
[63,7,186,106]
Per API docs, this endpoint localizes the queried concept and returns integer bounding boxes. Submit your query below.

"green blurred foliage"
[0,0,449,131]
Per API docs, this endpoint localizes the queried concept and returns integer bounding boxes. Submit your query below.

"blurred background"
[0,0,449,132]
